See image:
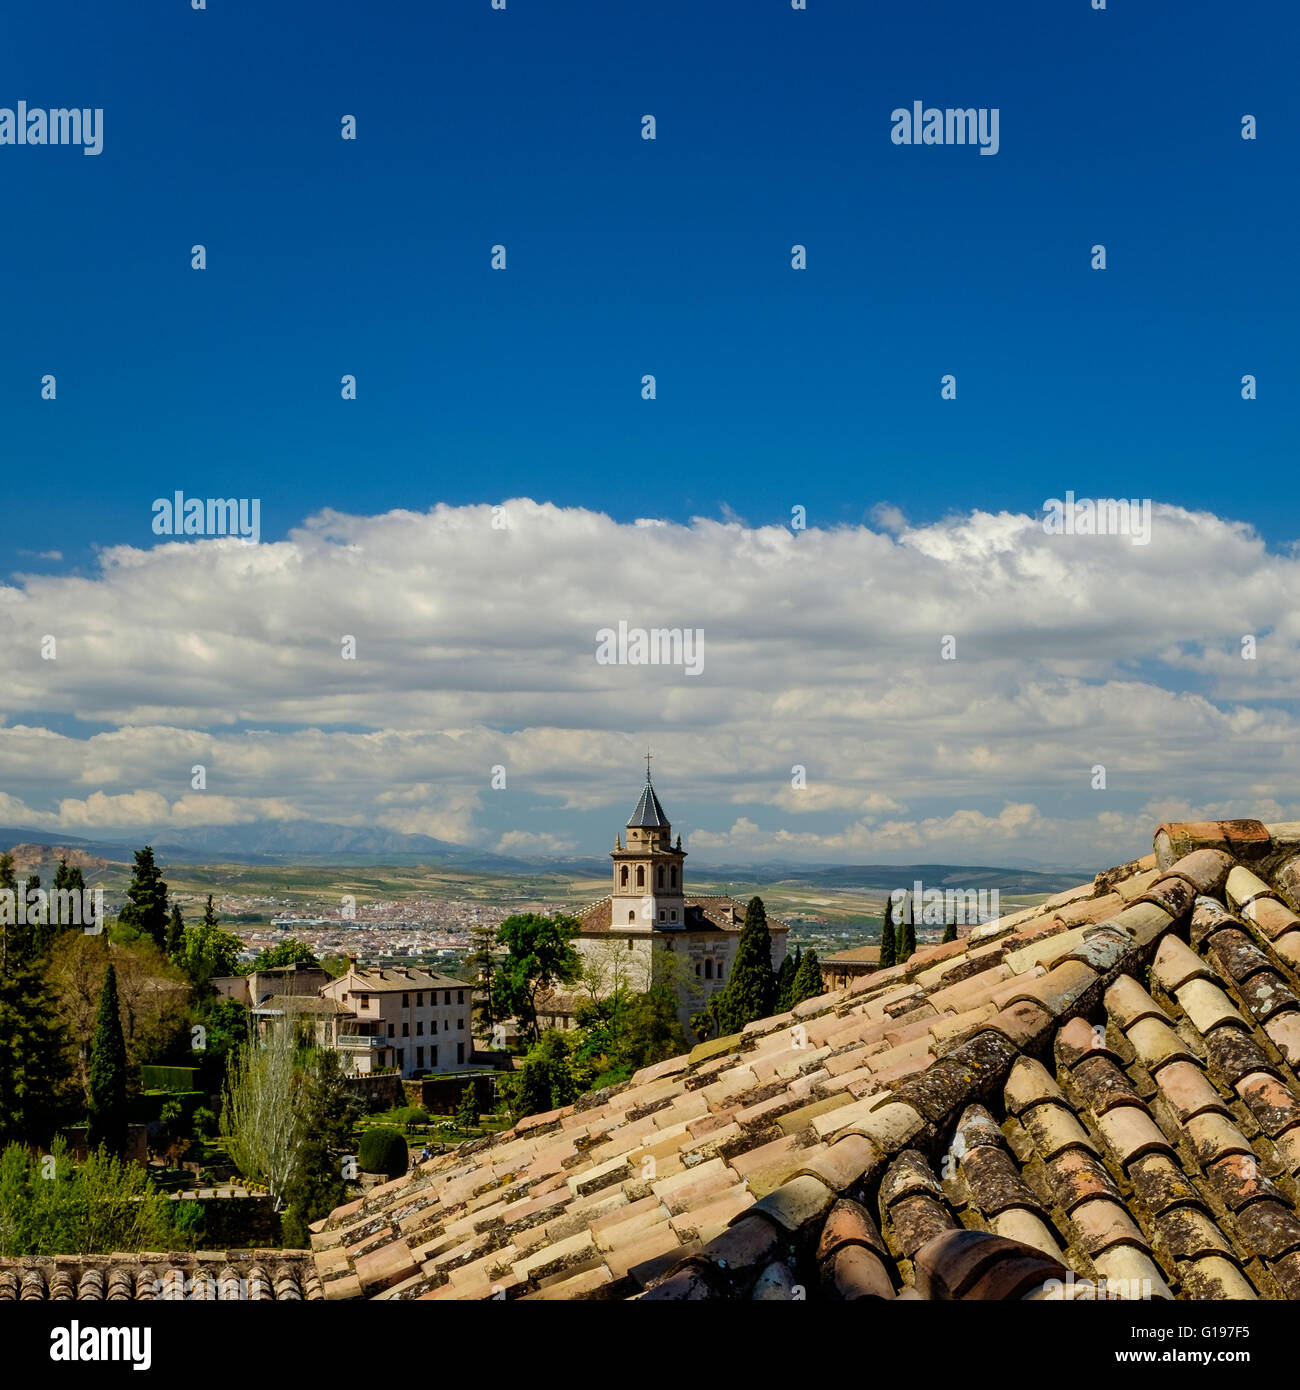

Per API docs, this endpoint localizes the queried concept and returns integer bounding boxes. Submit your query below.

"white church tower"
[609,754,687,931]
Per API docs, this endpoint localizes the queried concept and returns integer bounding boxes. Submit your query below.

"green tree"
[165,903,185,960]
[118,846,170,950]
[251,937,319,971]
[220,1020,305,1209]
[789,947,825,1007]
[281,1049,357,1247]
[900,900,917,963]
[193,996,250,1090]
[454,1083,478,1135]
[879,896,897,969]
[0,852,28,970]
[511,1028,578,1118]
[0,955,68,1147]
[942,919,958,944]
[44,859,84,954]
[712,896,777,1034]
[774,948,798,1012]
[494,913,582,1045]
[613,984,686,1071]
[180,913,245,993]
[87,964,128,1156]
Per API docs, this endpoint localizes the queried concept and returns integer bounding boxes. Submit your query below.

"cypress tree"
[878,897,897,970]
[88,964,128,1155]
[774,949,798,1012]
[900,906,917,964]
[714,897,777,1032]
[942,919,958,944]
[165,904,185,960]
[789,948,824,1007]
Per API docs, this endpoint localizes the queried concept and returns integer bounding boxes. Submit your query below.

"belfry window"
[636,865,645,887]
[657,866,664,888]
[704,960,713,979]
[671,867,677,888]
[620,865,628,887]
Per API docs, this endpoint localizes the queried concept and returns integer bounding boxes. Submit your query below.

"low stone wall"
[343,1073,404,1110]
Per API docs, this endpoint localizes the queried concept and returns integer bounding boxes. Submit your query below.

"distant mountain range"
[0,822,533,872]
[0,822,1092,893]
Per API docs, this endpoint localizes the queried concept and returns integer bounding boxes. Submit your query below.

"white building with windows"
[319,963,475,1078]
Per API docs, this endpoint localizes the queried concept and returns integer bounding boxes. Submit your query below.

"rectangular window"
[457,1017,465,1030]
[416,1021,424,1036]
[378,1051,386,1066]
[432,1019,437,1033]
[444,991,451,1005]
[416,992,423,1006]
[457,990,464,1004]
[402,993,409,1007]
[387,1023,394,1038]
[431,1045,437,1067]
[416,1046,424,1067]
[359,994,369,1007]
[402,1022,409,1037]
[457,1042,464,1064]
[397,1048,405,1068]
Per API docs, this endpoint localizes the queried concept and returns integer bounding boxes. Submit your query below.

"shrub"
[172,1198,206,1244]
[357,1126,407,1178]
[387,1106,431,1129]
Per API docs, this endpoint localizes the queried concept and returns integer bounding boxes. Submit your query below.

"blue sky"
[0,2,1297,868]
[3,0,1296,564]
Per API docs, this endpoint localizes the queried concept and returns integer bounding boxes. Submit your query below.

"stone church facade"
[573,770,789,1034]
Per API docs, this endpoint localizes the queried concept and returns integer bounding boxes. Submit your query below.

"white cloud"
[495,830,578,856]
[0,499,1296,865]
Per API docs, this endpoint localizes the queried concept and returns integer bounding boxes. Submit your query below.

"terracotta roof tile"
[276,819,1300,1301]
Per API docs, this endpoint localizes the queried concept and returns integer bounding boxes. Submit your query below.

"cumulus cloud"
[0,499,1296,866]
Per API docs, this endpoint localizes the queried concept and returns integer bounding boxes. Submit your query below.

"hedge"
[140,1065,200,1093]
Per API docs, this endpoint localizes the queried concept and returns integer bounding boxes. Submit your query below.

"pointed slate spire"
[627,754,670,829]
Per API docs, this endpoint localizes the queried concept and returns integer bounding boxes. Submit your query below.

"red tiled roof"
[0,1253,320,1301]
[577,894,791,936]
[297,819,1300,1300]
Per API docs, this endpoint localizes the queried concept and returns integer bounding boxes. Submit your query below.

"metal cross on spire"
[644,748,653,783]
